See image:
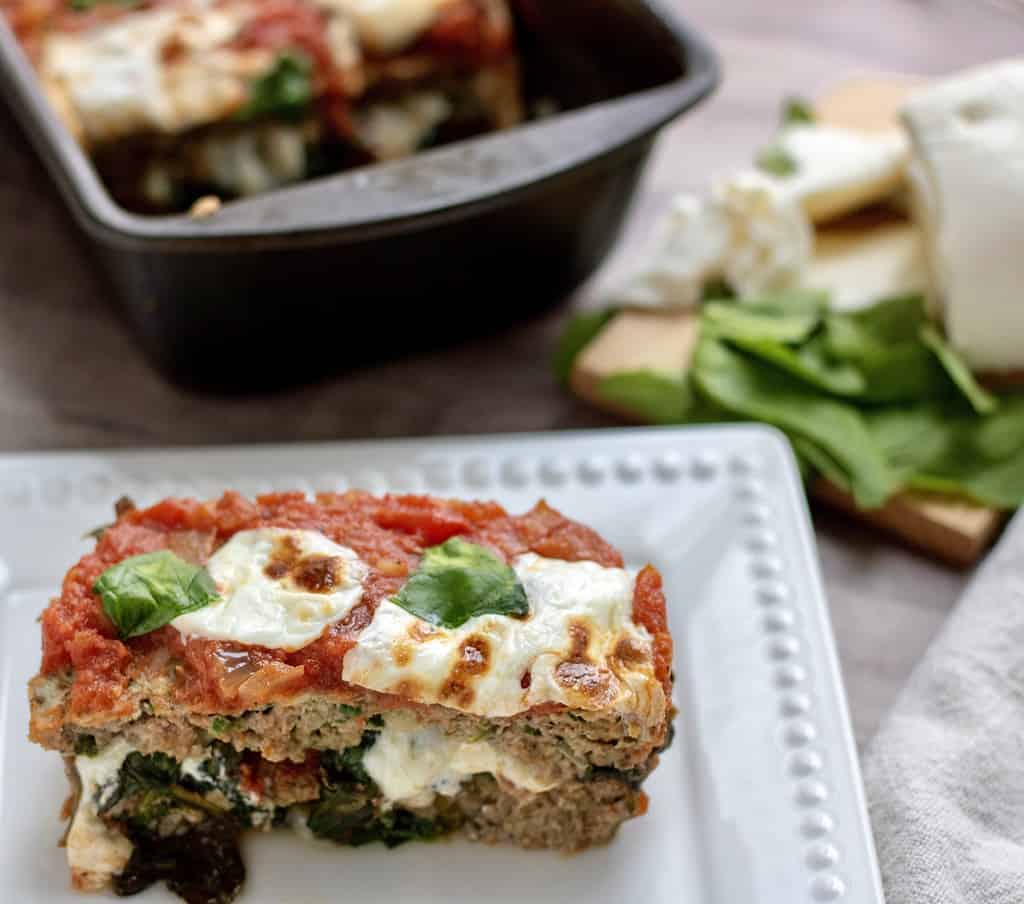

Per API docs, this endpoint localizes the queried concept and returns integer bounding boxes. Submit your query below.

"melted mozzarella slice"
[363,712,558,808]
[68,740,135,883]
[319,0,453,54]
[39,2,268,144]
[343,553,659,718]
[172,528,369,651]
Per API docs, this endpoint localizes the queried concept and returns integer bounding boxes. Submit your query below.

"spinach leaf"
[789,436,852,493]
[94,550,220,639]
[723,334,867,397]
[920,324,998,414]
[782,97,816,126]
[596,371,693,424]
[867,398,1024,509]
[703,300,821,345]
[393,538,528,629]
[740,289,831,317]
[693,336,897,508]
[756,143,798,177]
[700,278,736,301]
[100,751,181,815]
[321,733,377,787]
[236,53,313,123]
[553,308,619,384]
[822,296,953,402]
[74,734,98,757]
[114,816,244,904]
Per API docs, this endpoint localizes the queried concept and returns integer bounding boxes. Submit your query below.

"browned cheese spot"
[291,555,345,593]
[264,535,301,580]
[555,619,615,705]
[392,640,412,668]
[264,536,347,594]
[440,636,491,708]
[408,621,437,643]
[613,635,650,668]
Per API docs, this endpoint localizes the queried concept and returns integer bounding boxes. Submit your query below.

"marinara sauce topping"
[41,491,671,715]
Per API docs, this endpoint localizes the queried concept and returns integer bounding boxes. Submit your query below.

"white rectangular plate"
[0,426,883,904]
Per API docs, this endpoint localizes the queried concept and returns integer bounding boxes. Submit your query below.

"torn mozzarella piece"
[612,172,811,308]
[715,170,813,299]
[767,123,910,223]
[902,58,1024,371]
[612,195,732,309]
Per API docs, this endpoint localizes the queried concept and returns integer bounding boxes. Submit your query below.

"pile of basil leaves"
[557,292,1024,510]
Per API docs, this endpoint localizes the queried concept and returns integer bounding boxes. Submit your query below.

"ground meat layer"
[33,676,671,783]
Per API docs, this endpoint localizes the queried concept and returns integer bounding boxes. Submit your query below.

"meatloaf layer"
[30,491,675,902]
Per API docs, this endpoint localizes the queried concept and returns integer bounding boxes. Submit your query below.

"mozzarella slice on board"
[767,123,910,224]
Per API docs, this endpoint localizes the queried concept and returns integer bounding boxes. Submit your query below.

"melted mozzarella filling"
[343,553,656,718]
[319,0,453,54]
[39,1,281,144]
[363,713,557,808]
[68,740,135,880]
[172,528,369,651]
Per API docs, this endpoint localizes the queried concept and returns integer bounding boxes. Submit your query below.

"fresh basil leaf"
[693,335,897,508]
[94,551,220,639]
[236,53,313,123]
[782,97,816,126]
[393,538,528,629]
[756,143,798,177]
[920,324,998,415]
[553,308,619,384]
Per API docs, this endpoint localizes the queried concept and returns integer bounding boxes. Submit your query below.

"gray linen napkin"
[864,511,1024,904]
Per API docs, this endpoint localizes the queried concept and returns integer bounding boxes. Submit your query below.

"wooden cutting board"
[570,75,1006,568]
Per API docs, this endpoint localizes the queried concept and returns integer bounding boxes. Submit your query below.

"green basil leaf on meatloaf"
[393,538,529,629]
[236,53,314,123]
[94,550,220,639]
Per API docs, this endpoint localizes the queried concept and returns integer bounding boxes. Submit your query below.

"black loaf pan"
[0,0,719,391]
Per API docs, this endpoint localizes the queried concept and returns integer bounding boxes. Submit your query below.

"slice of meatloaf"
[30,491,675,902]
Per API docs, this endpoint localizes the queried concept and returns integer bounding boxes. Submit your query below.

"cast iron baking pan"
[0,0,718,391]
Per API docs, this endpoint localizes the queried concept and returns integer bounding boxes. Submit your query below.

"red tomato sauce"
[418,0,513,65]
[41,491,672,716]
